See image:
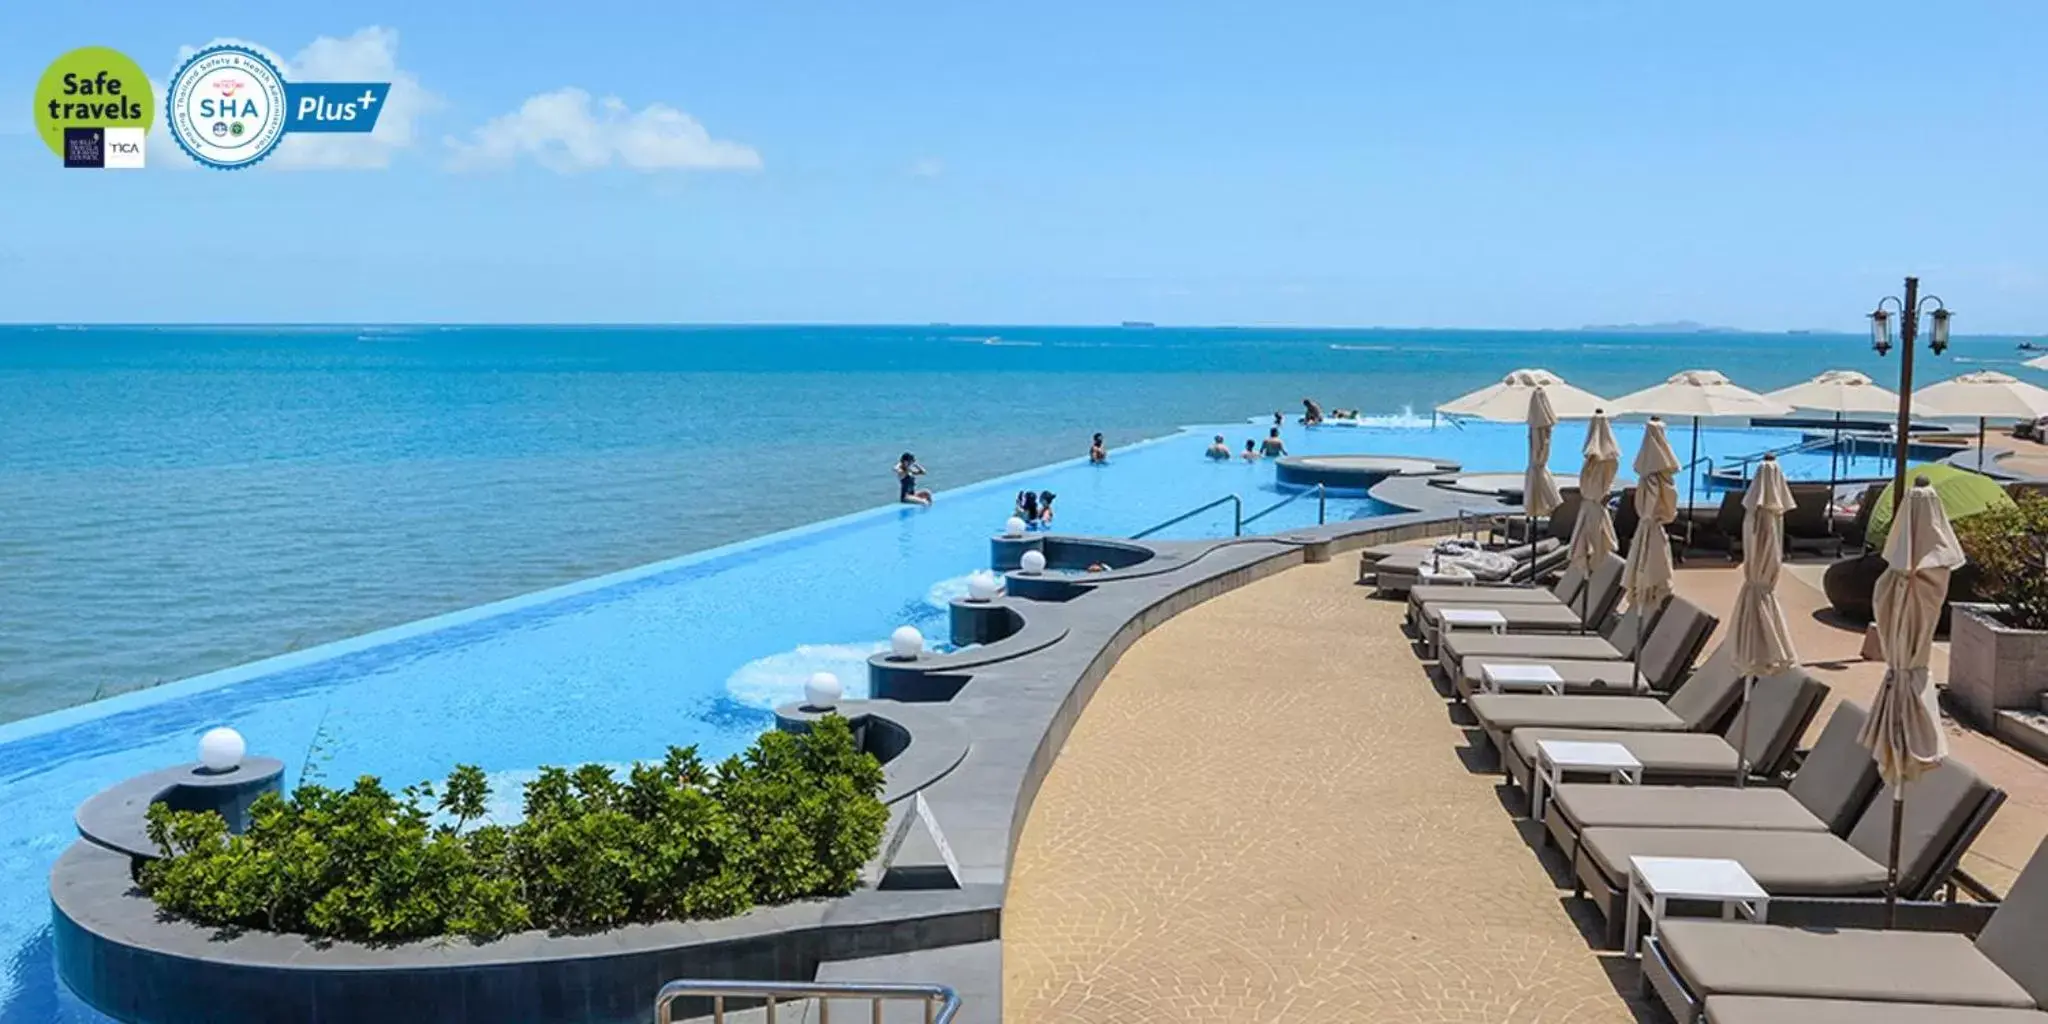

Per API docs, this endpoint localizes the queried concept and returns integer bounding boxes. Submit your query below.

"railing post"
[1318,484,1326,525]
[1234,495,1242,536]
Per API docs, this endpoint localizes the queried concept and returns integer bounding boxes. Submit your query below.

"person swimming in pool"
[1302,398,1323,426]
[1206,435,1232,460]
[1037,490,1056,527]
[1017,490,1040,523]
[1241,439,1258,462]
[1089,432,1107,464]
[1261,428,1287,457]
[1273,411,1284,428]
[897,452,932,506]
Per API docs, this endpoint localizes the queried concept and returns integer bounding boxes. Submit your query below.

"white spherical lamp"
[1004,516,1027,538]
[966,570,1000,602]
[198,727,246,773]
[1019,549,1048,574]
[890,625,925,660]
[804,671,842,710]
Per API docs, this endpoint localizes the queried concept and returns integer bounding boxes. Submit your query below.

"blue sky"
[4,2,2044,329]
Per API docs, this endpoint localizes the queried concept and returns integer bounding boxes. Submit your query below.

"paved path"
[1003,557,1648,1023]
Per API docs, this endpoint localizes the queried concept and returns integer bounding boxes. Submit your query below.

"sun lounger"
[1405,554,1584,629]
[1451,596,1716,701]
[1643,831,2048,1024]
[1373,539,1565,595]
[1542,702,1882,869]
[1416,554,1626,651]
[1500,667,1824,797]
[1582,756,2004,950]
[1702,996,2048,1023]
[1437,600,1664,682]
[1469,642,1743,754]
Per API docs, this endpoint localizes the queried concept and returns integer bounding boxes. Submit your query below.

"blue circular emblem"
[167,44,288,170]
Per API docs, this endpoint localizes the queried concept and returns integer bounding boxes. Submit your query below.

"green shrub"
[1956,495,2048,630]
[140,716,888,942]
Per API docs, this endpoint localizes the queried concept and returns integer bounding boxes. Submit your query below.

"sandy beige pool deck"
[1003,556,1651,1023]
[1003,547,2048,1023]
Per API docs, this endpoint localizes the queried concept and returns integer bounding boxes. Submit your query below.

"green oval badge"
[34,46,154,158]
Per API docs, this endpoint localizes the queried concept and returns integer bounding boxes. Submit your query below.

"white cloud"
[160,27,438,171]
[909,157,944,179]
[445,88,761,174]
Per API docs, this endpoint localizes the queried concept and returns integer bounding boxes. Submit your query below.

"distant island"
[1576,320,1741,334]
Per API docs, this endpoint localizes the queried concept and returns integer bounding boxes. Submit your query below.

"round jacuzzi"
[1273,454,1459,491]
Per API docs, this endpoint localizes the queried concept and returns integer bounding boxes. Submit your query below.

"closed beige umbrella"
[1521,388,1565,545]
[1859,476,1965,927]
[1437,368,1607,422]
[1912,370,2048,471]
[1569,410,1621,628]
[1729,454,1799,787]
[1622,417,1680,690]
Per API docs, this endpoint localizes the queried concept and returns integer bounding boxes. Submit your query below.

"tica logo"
[215,77,244,98]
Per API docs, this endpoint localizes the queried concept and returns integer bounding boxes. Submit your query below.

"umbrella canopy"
[1623,419,1680,613]
[1730,457,1799,679]
[1859,479,1964,786]
[1764,369,1903,416]
[1568,411,1621,578]
[1912,370,2048,422]
[2025,353,2048,372]
[1864,464,2015,549]
[1437,368,1607,421]
[1610,369,1796,419]
[1524,389,1564,518]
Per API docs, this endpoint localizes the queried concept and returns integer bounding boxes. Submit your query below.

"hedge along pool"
[0,415,1814,1020]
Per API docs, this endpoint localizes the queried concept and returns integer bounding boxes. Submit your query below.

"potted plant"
[1950,496,2048,729]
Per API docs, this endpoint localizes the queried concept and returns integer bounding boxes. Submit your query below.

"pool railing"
[1130,494,1243,539]
[654,979,961,1024]
[1241,483,1327,531]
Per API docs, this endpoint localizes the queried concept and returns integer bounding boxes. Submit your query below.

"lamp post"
[1869,276,1952,514]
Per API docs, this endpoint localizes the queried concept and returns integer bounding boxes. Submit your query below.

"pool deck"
[1003,549,2048,1022]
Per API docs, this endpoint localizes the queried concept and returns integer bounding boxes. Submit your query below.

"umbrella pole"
[1886,787,1904,928]
[1978,416,1987,471]
[1687,416,1701,552]
[1735,676,1752,788]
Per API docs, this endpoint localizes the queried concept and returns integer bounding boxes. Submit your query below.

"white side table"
[1531,739,1640,818]
[1624,856,1769,959]
[1420,563,1476,586]
[1434,607,1507,655]
[1481,663,1564,695]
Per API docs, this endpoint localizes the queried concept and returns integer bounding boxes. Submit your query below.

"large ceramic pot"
[1949,602,2048,730]
[1820,552,1982,635]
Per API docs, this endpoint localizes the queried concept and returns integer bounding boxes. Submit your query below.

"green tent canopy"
[1864,463,2015,548]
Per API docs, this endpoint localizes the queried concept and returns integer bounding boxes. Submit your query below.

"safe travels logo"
[32,42,392,170]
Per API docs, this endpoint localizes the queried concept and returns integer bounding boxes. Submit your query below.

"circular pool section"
[1273,454,1459,492]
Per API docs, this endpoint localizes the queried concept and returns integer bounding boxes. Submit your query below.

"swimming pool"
[0,415,1819,1020]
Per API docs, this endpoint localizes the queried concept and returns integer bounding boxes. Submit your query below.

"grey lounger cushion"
[1551,785,1829,833]
[1584,828,1891,895]
[1423,602,1595,634]
[1417,552,1621,623]
[1455,657,1657,699]
[1704,997,2048,1023]
[1470,694,1688,735]
[1513,729,1747,778]
[1441,632,1628,671]
[1662,921,2034,1007]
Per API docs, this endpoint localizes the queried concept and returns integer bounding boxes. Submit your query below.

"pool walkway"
[1002,556,1652,1023]
[1002,548,2048,1022]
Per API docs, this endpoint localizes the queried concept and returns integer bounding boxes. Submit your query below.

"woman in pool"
[1037,490,1056,527]
[1017,490,1040,524]
[1089,433,1107,464]
[897,453,932,506]
[1206,435,1232,460]
[1261,428,1287,458]
[1241,439,1258,462]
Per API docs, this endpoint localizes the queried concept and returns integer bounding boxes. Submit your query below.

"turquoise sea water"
[0,323,2033,1021]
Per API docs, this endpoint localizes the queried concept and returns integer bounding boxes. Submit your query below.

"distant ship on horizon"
[1120,320,1156,329]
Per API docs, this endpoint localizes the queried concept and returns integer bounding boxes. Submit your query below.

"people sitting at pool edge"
[897,452,932,506]
[1261,428,1287,457]
[1089,432,1107,464]
[1241,439,1258,462]
[1302,397,1323,426]
[1206,435,1232,460]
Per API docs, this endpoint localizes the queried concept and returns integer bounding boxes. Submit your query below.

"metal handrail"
[1130,493,1242,539]
[1241,483,1327,530]
[655,979,961,1024]
[1726,433,1835,475]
